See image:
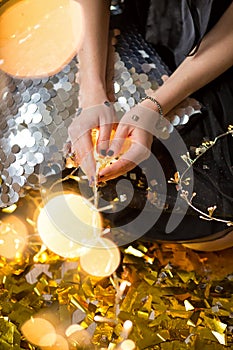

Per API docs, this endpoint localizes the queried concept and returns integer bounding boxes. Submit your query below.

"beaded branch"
[168,125,233,227]
[60,127,233,227]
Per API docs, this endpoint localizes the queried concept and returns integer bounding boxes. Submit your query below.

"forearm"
[144,3,233,115]
[77,0,111,105]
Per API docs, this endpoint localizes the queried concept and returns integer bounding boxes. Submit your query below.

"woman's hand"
[98,127,153,182]
[97,104,165,182]
[96,94,203,182]
[65,0,113,185]
[68,99,116,185]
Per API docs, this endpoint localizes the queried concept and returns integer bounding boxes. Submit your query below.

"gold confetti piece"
[211,331,226,345]
[187,310,201,327]
[70,296,87,313]
[150,313,172,329]
[1,204,17,213]
[204,299,211,308]
[82,277,95,298]
[204,316,227,333]
[141,294,152,313]
[124,246,145,258]
[0,185,233,350]
[92,322,114,344]
[176,270,197,283]
[108,342,117,350]
[88,302,98,313]
[33,249,49,264]
[95,284,116,300]
[137,310,149,319]
[168,310,191,319]
[137,244,148,253]
[0,317,21,349]
[165,269,173,278]
[142,270,158,285]
[143,276,156,286]
[156,333,166,342]
[78,320,90,330]
[144,256,154,265]
[120,289,138,313]
[212,297,233,312]
[184,299,195,311]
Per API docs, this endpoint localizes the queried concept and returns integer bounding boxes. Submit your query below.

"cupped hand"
[97,104,161,182]
[97,91,202,182]
[67,101,116,185]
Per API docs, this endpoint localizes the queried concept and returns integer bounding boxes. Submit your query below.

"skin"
[68,2,233,183]
[67,1,233,250]
[98,2,233,181]
[68,0,113,184]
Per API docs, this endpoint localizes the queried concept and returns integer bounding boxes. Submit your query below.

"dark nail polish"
[99,175,105,179]
[107,150,114,157]
[100,149,107,156]
[104,100,111,107]
[89,176,95,186]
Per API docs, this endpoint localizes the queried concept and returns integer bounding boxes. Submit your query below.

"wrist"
[79,82,108,108]
[78,68,105,88]
[140,96,163,117]
[140,98,158,111]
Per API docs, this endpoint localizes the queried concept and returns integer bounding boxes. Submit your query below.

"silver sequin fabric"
[0,27,169,207]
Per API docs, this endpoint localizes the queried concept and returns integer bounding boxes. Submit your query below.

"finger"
[98,158,136,182]
[106,123,130,158]
[161,74,169,83]
[96,102,116,155]
[80,149,96,186]
[121,142,151,165]
[97,122,113,156]
[99,141,151,182]
[72,132,96,183]
[63,141,76,168]
[63,141,71,158]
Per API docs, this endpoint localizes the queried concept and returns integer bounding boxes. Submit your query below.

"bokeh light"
[119,339,136,350]
[41,334,69,350]
[121,320,133,340]
[65,324,91,347]
[80,237,121,277]
[0,215,28,259]
[0,0,84,77]
[37,193,103,257]
[21,317,57,347]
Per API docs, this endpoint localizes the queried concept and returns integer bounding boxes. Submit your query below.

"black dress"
[105,0,233,244]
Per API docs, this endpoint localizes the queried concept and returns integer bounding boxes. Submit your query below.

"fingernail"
[104,100,111,107]
[89,176,95,186]
[100,149,107,156]
[107,150,114,157]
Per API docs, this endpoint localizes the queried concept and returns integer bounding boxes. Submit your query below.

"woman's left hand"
[97,105,158,182]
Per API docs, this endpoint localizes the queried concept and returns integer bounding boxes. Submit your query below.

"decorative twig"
[180,190,233,226]
[169,126,233,226]
[180,127,233,183]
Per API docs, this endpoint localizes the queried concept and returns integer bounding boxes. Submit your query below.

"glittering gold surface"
[0,2,232,348]
[0,192,233,349]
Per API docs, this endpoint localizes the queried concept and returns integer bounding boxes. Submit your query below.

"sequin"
[132,115,139,122]
[180,114,190,125]
[0,60,77,206]
[0,26,199,207]
[171,115,180,126]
